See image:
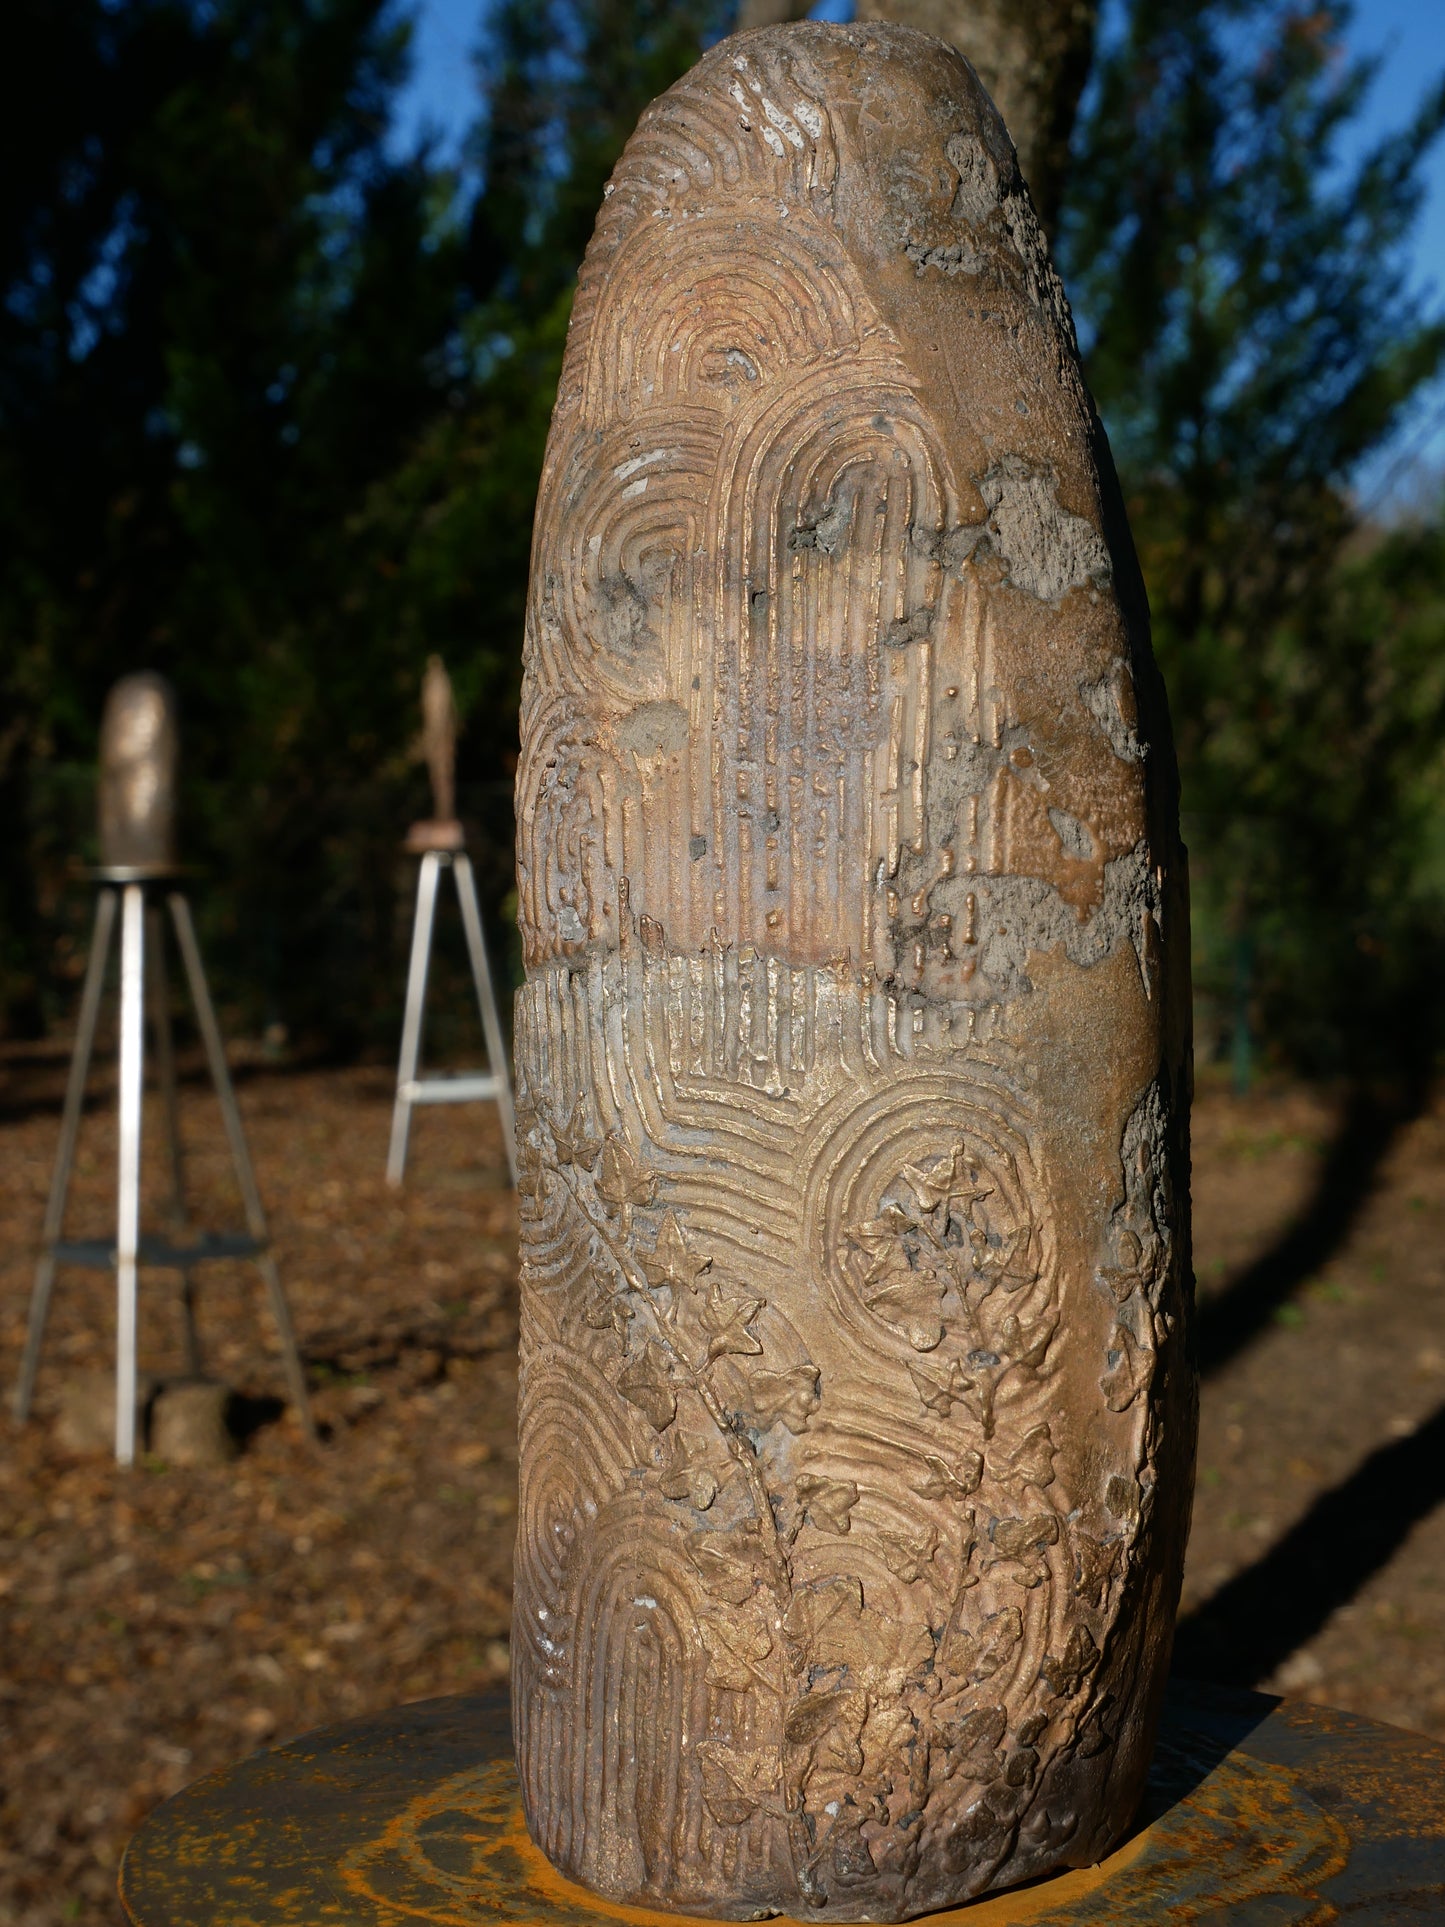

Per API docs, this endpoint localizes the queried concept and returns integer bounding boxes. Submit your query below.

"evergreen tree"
[1058,0,1445,1078]
[0,0,461,1041]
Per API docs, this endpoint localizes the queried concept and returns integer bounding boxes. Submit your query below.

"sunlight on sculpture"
[511,21,1194,1918]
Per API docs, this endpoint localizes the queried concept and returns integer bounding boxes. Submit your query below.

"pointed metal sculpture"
[387,657,517,1187]
[13,673,314,1464]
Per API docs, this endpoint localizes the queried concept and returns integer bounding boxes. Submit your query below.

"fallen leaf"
[688,1528,767,1605]
[1040,1625,1100,1698]
[906,1356,969,1417]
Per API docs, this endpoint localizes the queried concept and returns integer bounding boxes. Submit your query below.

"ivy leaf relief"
[916,1450,983,1501]
[794,1474,859,1536]
[1040,1625,1100,1699]
[843,1204,915,1284]
[1097,1227,1157,1304]
[907,1356,969,1418]
[939,1704,1006,1785]
[865,1261,947,1352]
[513,1088,542,1140]
[583,1275,632,1337]
[696,1742,779,1827]
[784,1689,852,1749]
[516,1148,548,1207]
[552,1101,602,1169]
[688,1528,766,1605]
[700,1278,765,1360]
[1101,1324,1152,1412]
[698,1608,773,1692]
[641,1209,709,1294]
[998,1422,1056,1489]
[615,1341,676,1431]
[594,1135,656,1216]
[999,1311,1056,1374]
[783,1576,866,1668]
[942,1605,1022,1685]
[1072,1531,1121,1606]
[902,1142,992,1216]
[989,1513,1061,1558]
[743,1363,821,1434]
[830,1813,877,1881]
[659,1461,719,1510]
[876,1526,938,1582]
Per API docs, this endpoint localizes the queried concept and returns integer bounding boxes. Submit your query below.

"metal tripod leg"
[146,903,199,1376]
[453,854,518,1186]
[387,852,442,1187]
[13,888,118,1424]
[115,885,146,1465]
[168,894,316,1442]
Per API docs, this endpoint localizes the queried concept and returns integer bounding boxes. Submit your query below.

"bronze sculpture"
[512,21,1194,1919]
[98,672,179,874]
[407,655,465,853]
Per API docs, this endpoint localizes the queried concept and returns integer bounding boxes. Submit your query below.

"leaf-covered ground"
[1,1051,1442,1925]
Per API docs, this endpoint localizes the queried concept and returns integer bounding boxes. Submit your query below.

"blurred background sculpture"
[388,656,517,1186]
[13,673,314,1464]
[97,672,180,874]
[511,22,1193,1919]
[406,654,464,853]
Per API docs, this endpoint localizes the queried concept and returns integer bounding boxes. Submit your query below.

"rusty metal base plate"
[118,1683,1445,1926]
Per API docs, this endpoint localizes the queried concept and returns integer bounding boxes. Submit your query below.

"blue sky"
[393,0,1445,507]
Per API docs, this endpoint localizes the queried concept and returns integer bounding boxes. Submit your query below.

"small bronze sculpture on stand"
[387,657,517,1187]
[13,672,314,1464]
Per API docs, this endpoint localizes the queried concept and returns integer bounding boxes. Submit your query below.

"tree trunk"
[735,0,1097,229]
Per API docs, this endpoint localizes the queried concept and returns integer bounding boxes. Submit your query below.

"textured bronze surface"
[118,1687,1445,1927]
[98,673,179,875]
[512,21,1192,1919]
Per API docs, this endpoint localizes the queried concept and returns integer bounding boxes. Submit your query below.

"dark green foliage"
[0,0,726,1050]
[1,0,466,1045]
[4,0,1445,1081]
[1059,0,1445,1076]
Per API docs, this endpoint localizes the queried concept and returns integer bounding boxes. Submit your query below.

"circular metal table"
[119,1683,1445,1925]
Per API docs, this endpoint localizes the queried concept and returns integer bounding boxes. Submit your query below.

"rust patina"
[118,1685,1445,1926]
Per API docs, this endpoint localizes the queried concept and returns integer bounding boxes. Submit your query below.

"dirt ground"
[1,1044,1443,1926]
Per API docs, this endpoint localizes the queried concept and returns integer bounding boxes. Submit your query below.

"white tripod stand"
[12,874,316,1463]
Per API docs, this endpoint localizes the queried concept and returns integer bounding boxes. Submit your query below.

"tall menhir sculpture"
[513,22,1193,1921]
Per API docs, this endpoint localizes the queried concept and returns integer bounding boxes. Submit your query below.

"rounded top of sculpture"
[97,671,180,875]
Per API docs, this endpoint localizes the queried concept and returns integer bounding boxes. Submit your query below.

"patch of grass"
[1273,1303,1306,1329]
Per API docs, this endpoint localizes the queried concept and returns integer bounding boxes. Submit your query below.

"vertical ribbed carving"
[513,22,1194,1920]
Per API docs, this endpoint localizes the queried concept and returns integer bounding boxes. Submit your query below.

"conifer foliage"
[2,0,1445,1078]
